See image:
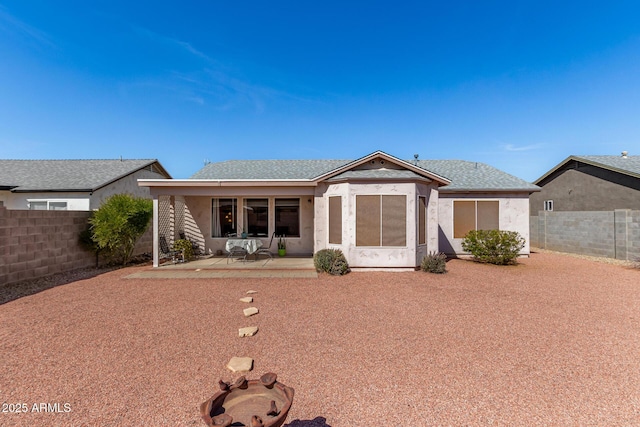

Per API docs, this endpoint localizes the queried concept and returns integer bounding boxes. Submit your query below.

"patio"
[126,255,318,279]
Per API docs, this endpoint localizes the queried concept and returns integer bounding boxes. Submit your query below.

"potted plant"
[277,236,286,257]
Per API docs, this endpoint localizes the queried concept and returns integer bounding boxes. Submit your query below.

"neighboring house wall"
[438,193,532,255]
[530,210,640,261]
[0,167,167,211]
[90,168,167,210]
[0,192,90,210]
[530,167,640,215]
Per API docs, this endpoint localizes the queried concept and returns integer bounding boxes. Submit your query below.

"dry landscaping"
[1,251,639,426]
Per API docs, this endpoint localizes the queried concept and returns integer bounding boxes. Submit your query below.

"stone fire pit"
[200,372,294,427]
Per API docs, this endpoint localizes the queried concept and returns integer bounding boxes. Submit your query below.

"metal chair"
[226,245,248,263]
[159,236,183,263]
[254,231,276,260]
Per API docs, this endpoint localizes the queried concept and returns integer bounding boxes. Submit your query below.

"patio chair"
[160,235,183,264]
[226,245,248,263]
[254,231,276,260]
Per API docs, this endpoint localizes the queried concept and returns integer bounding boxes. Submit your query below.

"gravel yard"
[1,252,639,426]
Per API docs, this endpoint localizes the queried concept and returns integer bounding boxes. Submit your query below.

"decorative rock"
[246,290,258,294]
[239,297,253,303]
[226,357,254,372]
[243,307,259,317]
[239,326,259,337]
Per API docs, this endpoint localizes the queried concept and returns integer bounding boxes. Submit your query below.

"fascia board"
[138,179,316,188]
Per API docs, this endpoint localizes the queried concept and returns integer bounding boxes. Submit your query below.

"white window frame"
[27,200,68,210]
[544,200,554,211]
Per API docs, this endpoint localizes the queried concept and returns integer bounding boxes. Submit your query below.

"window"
[418,196,427,245]
[212,198,237,237]
[356,195,406,247]
[275,198,300,237]
[544,200,553,211]
[28,201,67,210]
[328,196,342,244]
[244,198,269,237]
[453,200,499,238]
[29,201,48,210]
[49,202,67,210]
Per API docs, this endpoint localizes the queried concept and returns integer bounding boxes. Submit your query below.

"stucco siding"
[530,168,640,214]
[91,168,166,209]
[179,194,315,256]
[439,193,531,255]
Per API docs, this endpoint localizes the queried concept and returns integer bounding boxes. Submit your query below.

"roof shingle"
[191,158,538,192]
[0,159,167,192]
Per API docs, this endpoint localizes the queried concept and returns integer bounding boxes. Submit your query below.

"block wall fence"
[530,209,640,261]
[0,207,152,286]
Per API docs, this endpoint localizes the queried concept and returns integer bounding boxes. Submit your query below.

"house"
[139,151,539,270]
[530,153,640,215]
[0,159,171,211]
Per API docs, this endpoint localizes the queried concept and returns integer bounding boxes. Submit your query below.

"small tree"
[89,194,153,265]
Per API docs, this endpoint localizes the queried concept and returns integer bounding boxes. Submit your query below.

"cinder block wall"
[0,207,153,286]
[530,210,640,261]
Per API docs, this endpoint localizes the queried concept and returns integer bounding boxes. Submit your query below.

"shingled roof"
[534,155,640,184]
[191,157,538,192]
[0,159,170,192]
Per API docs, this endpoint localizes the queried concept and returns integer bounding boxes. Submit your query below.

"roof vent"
[622,151,628,158]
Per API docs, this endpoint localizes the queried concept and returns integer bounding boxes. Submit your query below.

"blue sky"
[1,1,639,181]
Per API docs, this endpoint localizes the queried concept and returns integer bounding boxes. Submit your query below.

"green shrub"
[173,239,194,261]
[314,249,350,275]
[461,229,525,265]
[421,252,448,273]
[89,194,153,265]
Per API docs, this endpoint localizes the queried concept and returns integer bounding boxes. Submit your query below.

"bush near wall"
[314,249,350,275]
[462,229,525,265]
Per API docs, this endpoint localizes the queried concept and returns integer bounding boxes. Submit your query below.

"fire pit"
[200,372,294,427]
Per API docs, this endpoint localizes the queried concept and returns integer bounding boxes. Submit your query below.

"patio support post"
[152,195,159,267]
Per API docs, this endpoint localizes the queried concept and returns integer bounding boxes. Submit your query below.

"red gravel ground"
[1,252,639,426]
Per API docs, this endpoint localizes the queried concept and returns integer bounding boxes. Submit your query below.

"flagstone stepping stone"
[238,326,259,337]
[243,307,259,317]
[246,290,258,294]
[239,297,253,303]
[226,357,253,372]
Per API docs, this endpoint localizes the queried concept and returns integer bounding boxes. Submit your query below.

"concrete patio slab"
[125,256,317,279]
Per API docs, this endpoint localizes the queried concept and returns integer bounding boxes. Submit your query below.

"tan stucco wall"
[438,193,532,255]
[181,194,315,256]
[315,181,440,269]
[91,168,166,210]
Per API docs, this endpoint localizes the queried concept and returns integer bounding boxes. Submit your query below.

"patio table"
[225,238,263,255]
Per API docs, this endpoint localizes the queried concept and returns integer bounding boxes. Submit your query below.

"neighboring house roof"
[189,151,538,193]
[0,159,171,192]
[534,155,640,185]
